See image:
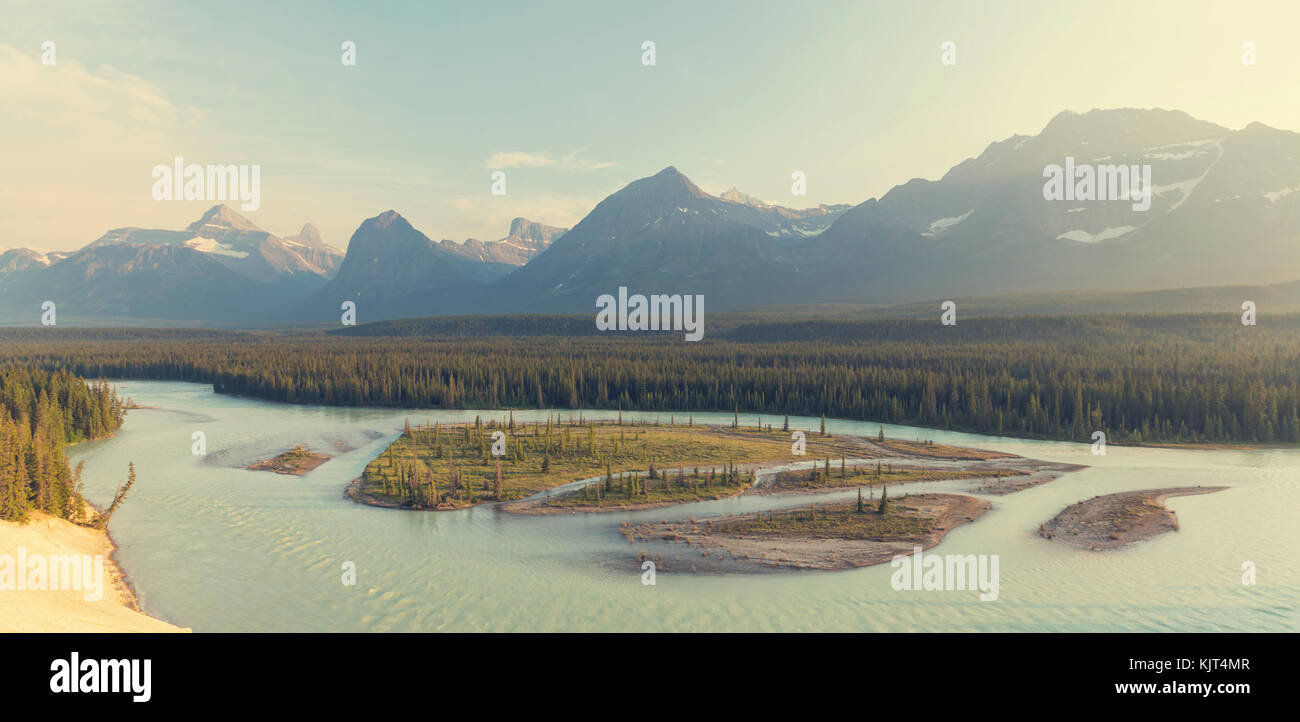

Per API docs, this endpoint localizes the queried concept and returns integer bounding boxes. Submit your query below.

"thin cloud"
[0,44,203,247]
[486,151,556,168]
[486,149,615,172]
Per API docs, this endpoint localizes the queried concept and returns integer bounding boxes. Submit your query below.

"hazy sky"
[3,0,1297,251]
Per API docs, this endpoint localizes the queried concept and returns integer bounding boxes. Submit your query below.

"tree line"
[2,313,1298,445]
[0,367,127,522]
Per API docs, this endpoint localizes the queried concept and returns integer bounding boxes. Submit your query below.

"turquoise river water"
[67,380,1299,632]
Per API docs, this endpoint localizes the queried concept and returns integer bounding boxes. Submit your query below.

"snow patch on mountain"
[921,210,973,237]
[1151,140,1224,212]
[184,237,250,258]
[1056,226,1138,244]
[1262,185,1300,203]
[1142,138,1222,160]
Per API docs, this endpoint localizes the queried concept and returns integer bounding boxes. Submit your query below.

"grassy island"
[350,415,1086,512]
[349,417,868,511]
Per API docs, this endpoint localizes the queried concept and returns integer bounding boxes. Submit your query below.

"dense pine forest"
[0,368,126,522]
[1,312,1298,446]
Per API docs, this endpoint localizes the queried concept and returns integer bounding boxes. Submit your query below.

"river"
[68,380,1299,632]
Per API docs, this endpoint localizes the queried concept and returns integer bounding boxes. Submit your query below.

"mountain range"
[3,107,1298,326]
[437,217,567,281]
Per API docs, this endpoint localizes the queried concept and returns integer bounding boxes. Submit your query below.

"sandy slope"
[0,513,187,633]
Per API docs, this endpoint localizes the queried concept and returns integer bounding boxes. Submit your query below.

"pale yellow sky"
[2,0,1297,252]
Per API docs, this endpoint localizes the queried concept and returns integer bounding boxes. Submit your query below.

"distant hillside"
[326,278,1300,339]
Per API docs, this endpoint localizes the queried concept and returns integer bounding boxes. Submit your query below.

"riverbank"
[1039,486,1229,550]
[635,493,990,570]
[0,512,187,632]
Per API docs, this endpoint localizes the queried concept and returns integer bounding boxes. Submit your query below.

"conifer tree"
[96,462,135,529]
